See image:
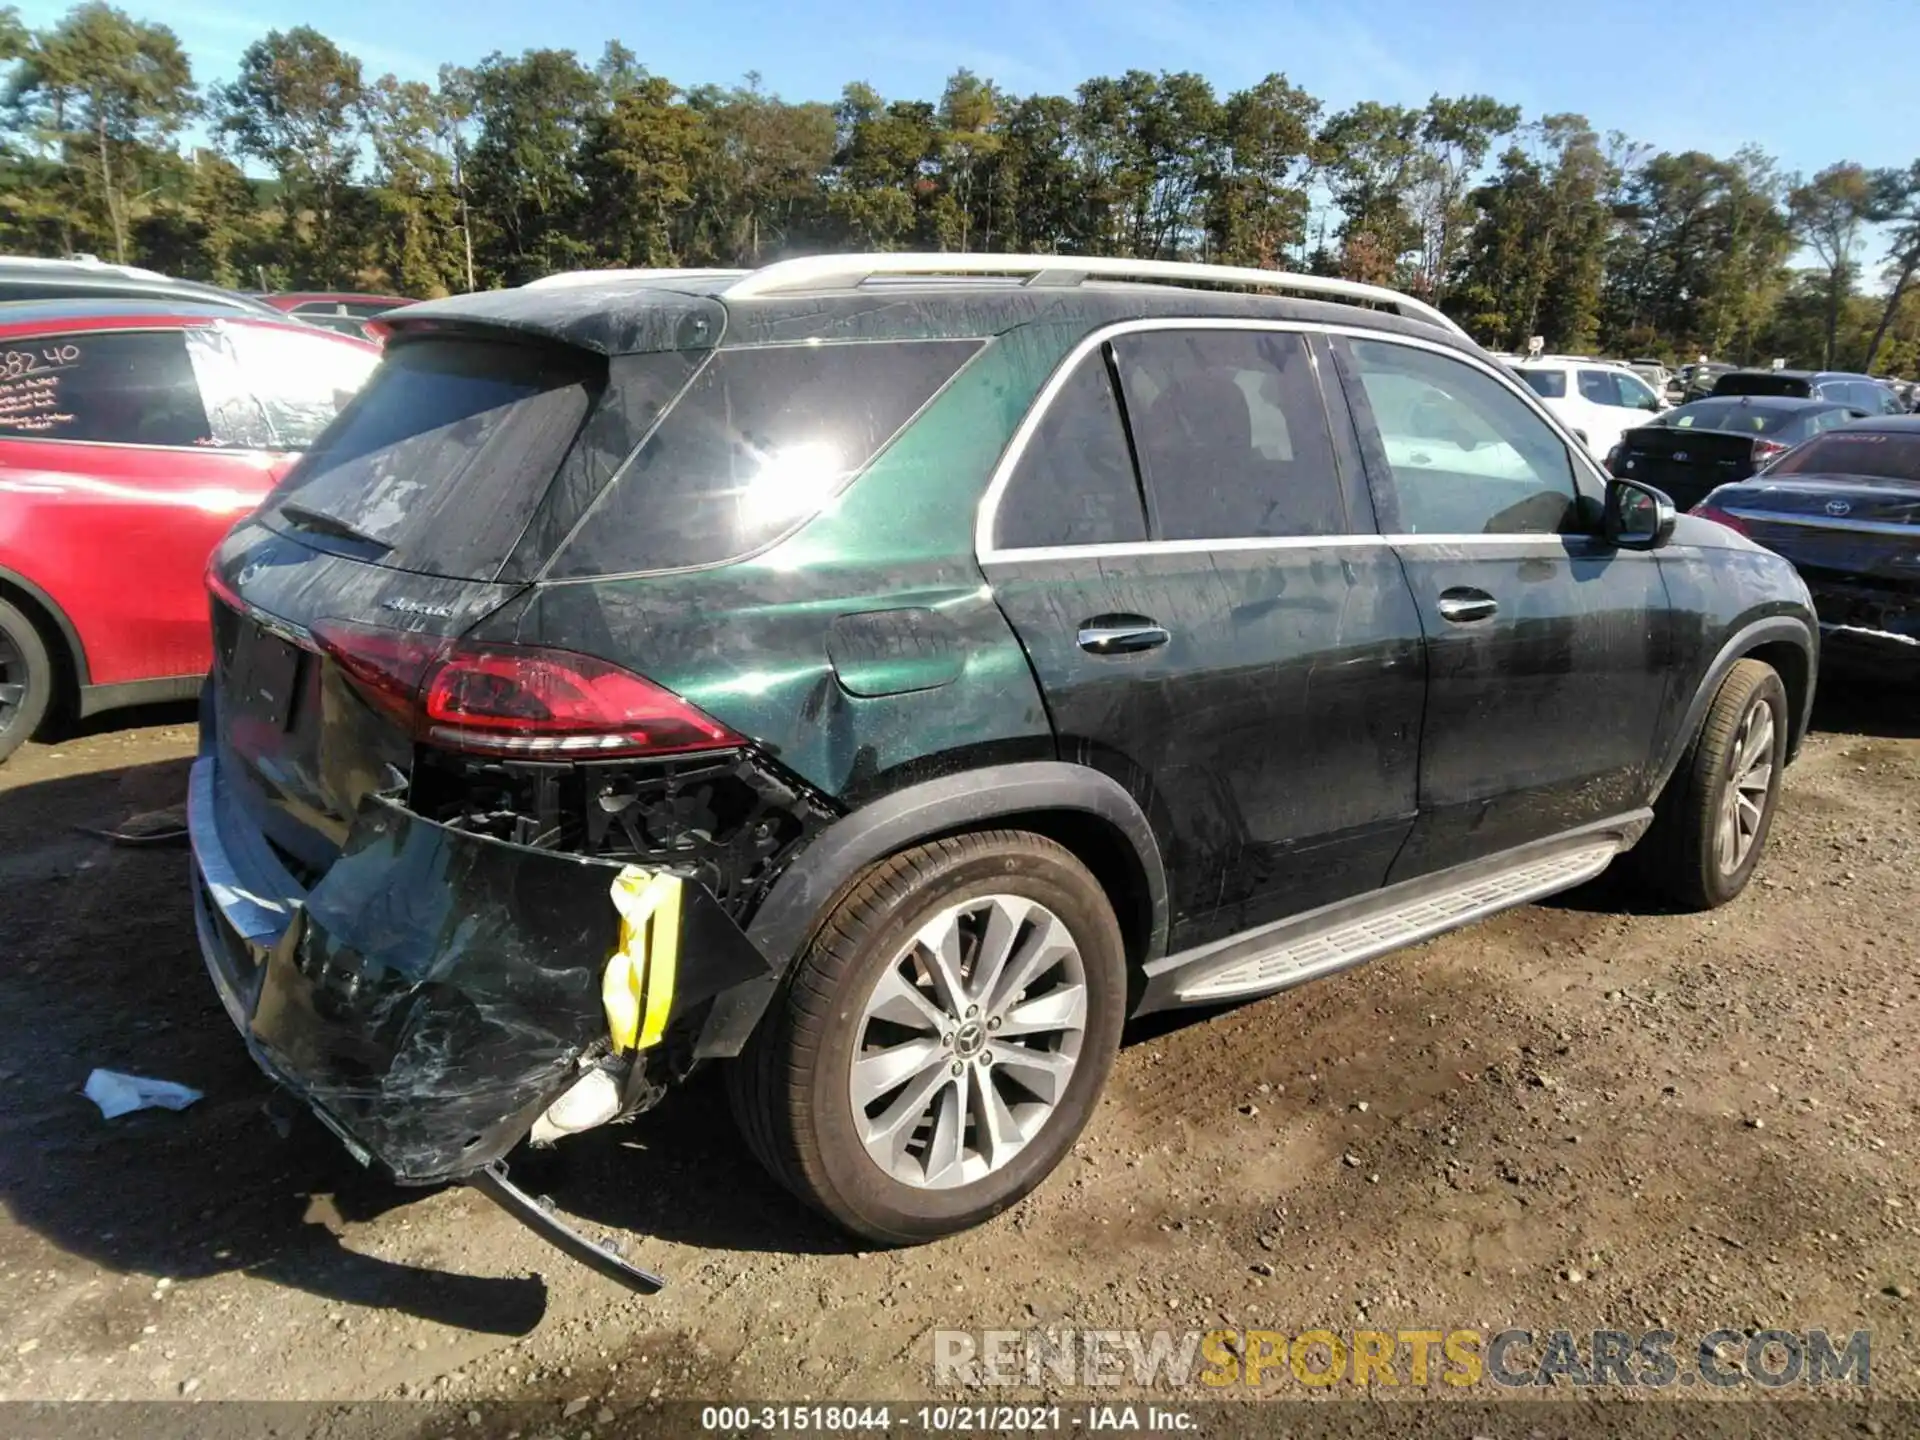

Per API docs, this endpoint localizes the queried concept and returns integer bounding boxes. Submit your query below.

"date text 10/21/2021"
[698,1406,1194,1431]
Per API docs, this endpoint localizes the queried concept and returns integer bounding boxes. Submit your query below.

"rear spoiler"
[384,287,724,357]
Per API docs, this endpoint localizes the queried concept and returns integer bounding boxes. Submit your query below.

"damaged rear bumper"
[187,756,772,1185]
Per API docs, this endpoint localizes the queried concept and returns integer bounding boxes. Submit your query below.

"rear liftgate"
[248,795,771,1293]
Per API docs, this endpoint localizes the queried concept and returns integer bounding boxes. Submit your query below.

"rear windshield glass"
[1768,430,1920,481]
[1663,400,1801,435]
[1713,373,1808,397]
[549,338,981,577]
[263,339,599,576]
[1516,368,1566,399]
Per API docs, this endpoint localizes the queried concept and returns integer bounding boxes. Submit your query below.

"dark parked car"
[1712,368,1905,415]
[1607,395,1866,508]
[1694,416,1920,672]
[1677,361,1737,401]
[0,255,280,318]
[190,254,1818,1285]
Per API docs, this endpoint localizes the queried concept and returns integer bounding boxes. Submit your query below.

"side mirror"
[1604,476,1676,551]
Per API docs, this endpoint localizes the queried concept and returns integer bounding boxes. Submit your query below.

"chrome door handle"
[1077,624,1171,655]
[1437,590,1499,623]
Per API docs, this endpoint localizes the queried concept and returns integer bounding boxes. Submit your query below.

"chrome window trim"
[974,317,1609,564]
[986,533,1600,566]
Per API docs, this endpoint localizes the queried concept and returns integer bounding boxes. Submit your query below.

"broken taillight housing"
[311,621,740,758]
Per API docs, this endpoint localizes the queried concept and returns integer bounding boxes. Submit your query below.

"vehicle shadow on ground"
[1808,673,1920,739]
[506,1080,859,1261]
[1544,668,1916,920]
[0,757,547,1335]
[40,697,199,743]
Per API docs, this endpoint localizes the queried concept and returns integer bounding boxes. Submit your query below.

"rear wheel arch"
[726,828,1129,1242]
[697,763,1169,1058]
[0,567,86,719]
[1745,637,1811,759]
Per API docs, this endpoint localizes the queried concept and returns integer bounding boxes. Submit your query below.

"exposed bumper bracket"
[464,1162,665,1296]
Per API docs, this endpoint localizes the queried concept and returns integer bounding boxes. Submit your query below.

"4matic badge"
[379,597,458,618]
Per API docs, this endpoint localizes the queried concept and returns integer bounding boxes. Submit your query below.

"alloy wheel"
[848,894,1088,1190]
[0,627,27,737]
[1716,697,1775,874]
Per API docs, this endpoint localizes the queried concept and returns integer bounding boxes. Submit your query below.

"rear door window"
[1109,328,1345,539]
[550,339,981,577]
[1345,338,1578,535]
[264,338,601,575]
[995,349,1146,550]
[1517,368,1567,399]
[1613,372,1661,410]
[1842,381,1895,414]
[0,329,210,446]
[1577,369,1617,405]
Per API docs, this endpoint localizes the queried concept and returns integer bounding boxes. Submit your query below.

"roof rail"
[722,252,1466,337]
[524,267,751,291]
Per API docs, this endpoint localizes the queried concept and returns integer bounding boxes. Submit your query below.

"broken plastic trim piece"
[604,867,683,1052]
[465,1161,665,1295]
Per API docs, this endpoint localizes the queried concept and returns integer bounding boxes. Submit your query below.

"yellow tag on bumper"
[603,867,684,1052]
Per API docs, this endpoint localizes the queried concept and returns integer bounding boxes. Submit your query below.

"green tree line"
[6,2,1920,371]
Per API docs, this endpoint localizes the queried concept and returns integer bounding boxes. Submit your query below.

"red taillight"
[1751,438,1789,467]
[311,619,448,724]
[206,565,245,614]
[311,622,739,758]
[1690,499,1751,536]
[422,644,739,756]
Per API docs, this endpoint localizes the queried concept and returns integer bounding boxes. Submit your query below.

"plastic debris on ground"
[83,1069,204,1119]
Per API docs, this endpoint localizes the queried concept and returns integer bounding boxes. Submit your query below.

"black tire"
[727,830,1127,1245]
[0,597,53,766]
[1636,658,1789,910]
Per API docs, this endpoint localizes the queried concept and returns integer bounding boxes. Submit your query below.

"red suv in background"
[0,300,379,762]
[256,291,415,344]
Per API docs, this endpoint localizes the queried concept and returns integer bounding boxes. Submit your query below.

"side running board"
[1136,814,1648,1013]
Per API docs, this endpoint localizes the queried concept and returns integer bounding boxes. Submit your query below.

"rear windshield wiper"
[275,503,394,556]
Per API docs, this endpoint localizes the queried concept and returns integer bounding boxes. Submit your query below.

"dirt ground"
[0,687,1915,1417]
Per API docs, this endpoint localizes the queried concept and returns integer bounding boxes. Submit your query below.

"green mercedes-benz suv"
[191,254,1817,1288]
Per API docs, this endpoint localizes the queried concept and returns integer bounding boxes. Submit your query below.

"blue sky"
[21,0,1920,178]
